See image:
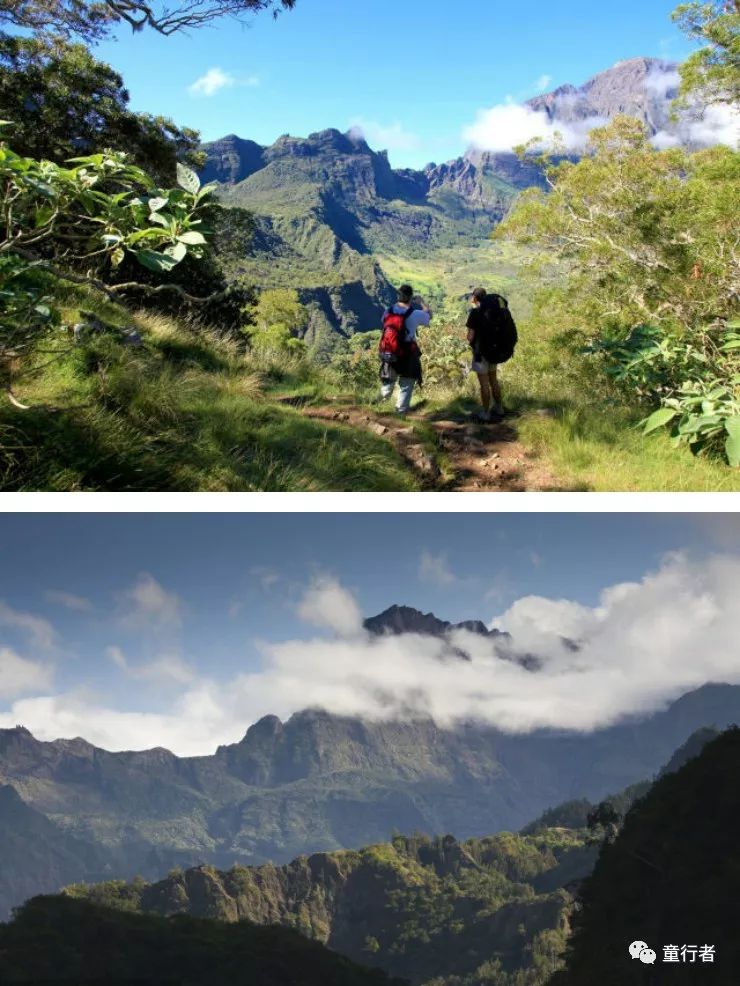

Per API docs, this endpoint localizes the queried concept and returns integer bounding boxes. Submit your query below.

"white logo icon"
[640,949,657,965]
[629,941,649,959]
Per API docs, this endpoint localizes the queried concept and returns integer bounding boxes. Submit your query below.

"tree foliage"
[550,728,740,986]
[0,0,296,42]
[498,116,740,463]
[0,133,214,361]
[246,287,308,354]
[673,0,740,105]
[0,36,202,185]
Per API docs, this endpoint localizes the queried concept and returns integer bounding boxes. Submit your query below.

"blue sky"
[1,514,738,754]
[93,0,694,168]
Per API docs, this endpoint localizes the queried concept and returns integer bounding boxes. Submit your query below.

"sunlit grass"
[0,306,416,493]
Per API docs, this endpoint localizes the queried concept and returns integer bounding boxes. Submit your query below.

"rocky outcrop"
[199,134,266,185]
[527,57,680,136]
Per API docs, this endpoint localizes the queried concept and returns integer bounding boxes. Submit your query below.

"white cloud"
[188,68,260,97]
[0,601,56,650]
[535,74,553,92]
[0,691,225,756]
[44,590,93,613]
[463,99,608,153]
[348,119,421,152]
[3,554,739,755]
[296,576,363,637]
[120,574,182,631]
[188,67,233,97]
[418,551,457,587]
[645,64,681,98]
[465,66,738,155]
[0,647,53,699]
[106,646,195,686]
[658,102,740,149]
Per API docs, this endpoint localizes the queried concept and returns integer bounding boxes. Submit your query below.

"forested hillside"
[0,894,405,985]
[549,728,740,985]
[3,725,723,986]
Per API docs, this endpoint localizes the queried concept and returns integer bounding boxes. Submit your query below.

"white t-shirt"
[386,304,431,342]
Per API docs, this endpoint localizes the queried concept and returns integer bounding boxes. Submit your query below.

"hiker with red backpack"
[466,287,518,423]
[377,284,431,416]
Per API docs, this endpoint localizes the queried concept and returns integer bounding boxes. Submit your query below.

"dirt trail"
[301,402,561,492]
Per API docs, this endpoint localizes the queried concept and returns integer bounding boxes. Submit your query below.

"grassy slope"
[0,295,416,493]
[3,248,737,491]
[376,242,740,493]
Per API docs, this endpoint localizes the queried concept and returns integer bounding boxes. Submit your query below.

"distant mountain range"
[4,726,727,986]
[1,604,739,920]
[201,58,681,345]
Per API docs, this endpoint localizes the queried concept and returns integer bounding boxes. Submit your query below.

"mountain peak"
[363,605,503,640]
[528,56,680,135]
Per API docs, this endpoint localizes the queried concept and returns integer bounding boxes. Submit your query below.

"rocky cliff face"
[527,57,679,136]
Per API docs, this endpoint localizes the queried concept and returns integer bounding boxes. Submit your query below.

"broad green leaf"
[726,417,740,468]
[148,196,168,213]
[177,230,206,245]
[176,162,200,195]
[111,247,125,268]
[127,227,168,245]
[34,205,55,228]
[135,249,179,274]
[643,407,678,434]
[164,241,187,262]
[148,212,171,228]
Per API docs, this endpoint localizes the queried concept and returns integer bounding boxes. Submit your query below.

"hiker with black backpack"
[466,287,518,423]
[377,284,431,416]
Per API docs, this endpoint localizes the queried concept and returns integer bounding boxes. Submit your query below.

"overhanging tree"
[0,131,217,381]
[0,0,296,42]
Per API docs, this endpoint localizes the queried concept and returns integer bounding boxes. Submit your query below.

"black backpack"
[477,295,518,365]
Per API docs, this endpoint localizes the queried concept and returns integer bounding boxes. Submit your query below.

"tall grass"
[0,306,416,492]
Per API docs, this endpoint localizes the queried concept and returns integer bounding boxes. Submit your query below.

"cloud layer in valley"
[1,554,739,755]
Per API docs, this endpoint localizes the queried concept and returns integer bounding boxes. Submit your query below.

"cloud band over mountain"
[0,553,738,755]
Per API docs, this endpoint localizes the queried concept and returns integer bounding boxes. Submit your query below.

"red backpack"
[379,306,414,364]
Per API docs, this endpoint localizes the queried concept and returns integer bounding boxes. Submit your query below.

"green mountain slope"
[549,727,740,986]
[202,129,527,350]
[201,59,683,351]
